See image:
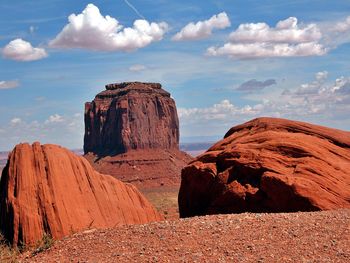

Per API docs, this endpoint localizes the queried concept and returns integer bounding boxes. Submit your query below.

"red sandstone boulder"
[178,117,350,217]
[0,142,163,246]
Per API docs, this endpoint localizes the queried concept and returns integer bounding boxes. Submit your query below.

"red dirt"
[85,149,192,189]
[23,209,350,262]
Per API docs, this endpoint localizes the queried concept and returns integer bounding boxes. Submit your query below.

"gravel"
[23,209,350,262]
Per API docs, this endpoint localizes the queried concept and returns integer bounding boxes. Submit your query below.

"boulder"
[0,142,163,246]
[179,117,350,217]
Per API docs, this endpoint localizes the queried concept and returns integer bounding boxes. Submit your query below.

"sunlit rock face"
[84,82,179,156]
[0,142,163,246]
[179,117,350,218]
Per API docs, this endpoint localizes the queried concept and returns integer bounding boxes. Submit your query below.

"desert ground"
[21,209,350,262]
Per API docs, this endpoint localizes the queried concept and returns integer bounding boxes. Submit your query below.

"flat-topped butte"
[97,82,170,99]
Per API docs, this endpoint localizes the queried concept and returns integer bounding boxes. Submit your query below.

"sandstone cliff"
[84,82,179,156]
[84,82,192,188]
[0,142,162,246]
[179,117,350,217]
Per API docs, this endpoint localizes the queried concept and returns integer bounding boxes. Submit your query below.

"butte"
[84,82,192,189]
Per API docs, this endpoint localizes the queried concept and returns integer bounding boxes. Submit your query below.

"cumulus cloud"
[237,79,276,92]
[207,17,327,59]
[2,38,48,61]
[129,64,147,72]
[10,118,22,125]
[321,16,350,48]
[45,114,64,123]
[49,3,168,51]
[0,80,19,90]
[294,71,328,95]
[229,17,321,44]
[0,113,84,150]
[179,99,260,122]
[172,12,230,41]
[179,72,350,136]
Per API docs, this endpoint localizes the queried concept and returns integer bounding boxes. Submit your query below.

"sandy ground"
[22,209,350,262]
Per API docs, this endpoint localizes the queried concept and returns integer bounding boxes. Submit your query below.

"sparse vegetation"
[141,186,179,220]
[32,233,54,256]
[0,234,19,263]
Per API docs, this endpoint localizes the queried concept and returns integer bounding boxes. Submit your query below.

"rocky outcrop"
[84,82,179,156]
[0,143,163,246]
[84,82,192,188]
[179,117,350,217]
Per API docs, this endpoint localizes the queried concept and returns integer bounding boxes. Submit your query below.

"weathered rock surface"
[85,149,192,189]
[84,82,179,156]
[0,142,163,246]
[84,82,192,188]
[179,117,350,217]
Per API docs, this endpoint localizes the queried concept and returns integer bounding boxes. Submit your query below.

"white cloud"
[0,80,19,90]
[207,17,327,59]
[0,113,84,150]
[229,17,321,44]
[49,3,168,51]
[179,72,350,136]
[207,42,326,59]
[332,16,350,33]
[45,114,64,123]
[294,71,328,95]
[10,118,22,125]
[172,12,230,41]
[179,99,260,122]
[320,16,350,48]
[2,38,48,61]
[129,64,147,72]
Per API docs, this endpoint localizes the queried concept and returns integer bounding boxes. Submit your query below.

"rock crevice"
[0,142,162,246]
[84,82,179,156]
[179,117,350,217]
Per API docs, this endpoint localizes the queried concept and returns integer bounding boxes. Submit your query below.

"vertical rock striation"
[84,82,179,156]
[83,82,192,188]
[179,117,350,218]
[0,142,163,246]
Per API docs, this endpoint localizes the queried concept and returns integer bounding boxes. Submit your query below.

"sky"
[0,0,350,150]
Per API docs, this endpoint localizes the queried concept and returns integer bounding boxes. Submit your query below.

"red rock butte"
[179,117,350,217]
[0,142,163,246]
[84,82,179,156]
[84,82,192,188]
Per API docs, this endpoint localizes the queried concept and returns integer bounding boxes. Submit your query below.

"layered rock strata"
[84,82,192,188]
[84,82,179,156]
[179,117,350,217]
[0,143,162,246]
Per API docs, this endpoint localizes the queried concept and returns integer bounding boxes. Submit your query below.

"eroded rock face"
[179,118,350,218]
[0,143,163,246]
[84,82,179,156]
[83,82,192,188]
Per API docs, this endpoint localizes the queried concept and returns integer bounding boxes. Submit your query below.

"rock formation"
[0,142,163,246]
[84,82,192,188]
[178,117,350,217]
[84,82,179,156]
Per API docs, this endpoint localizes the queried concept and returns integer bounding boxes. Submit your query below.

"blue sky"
[0,0,350,150]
